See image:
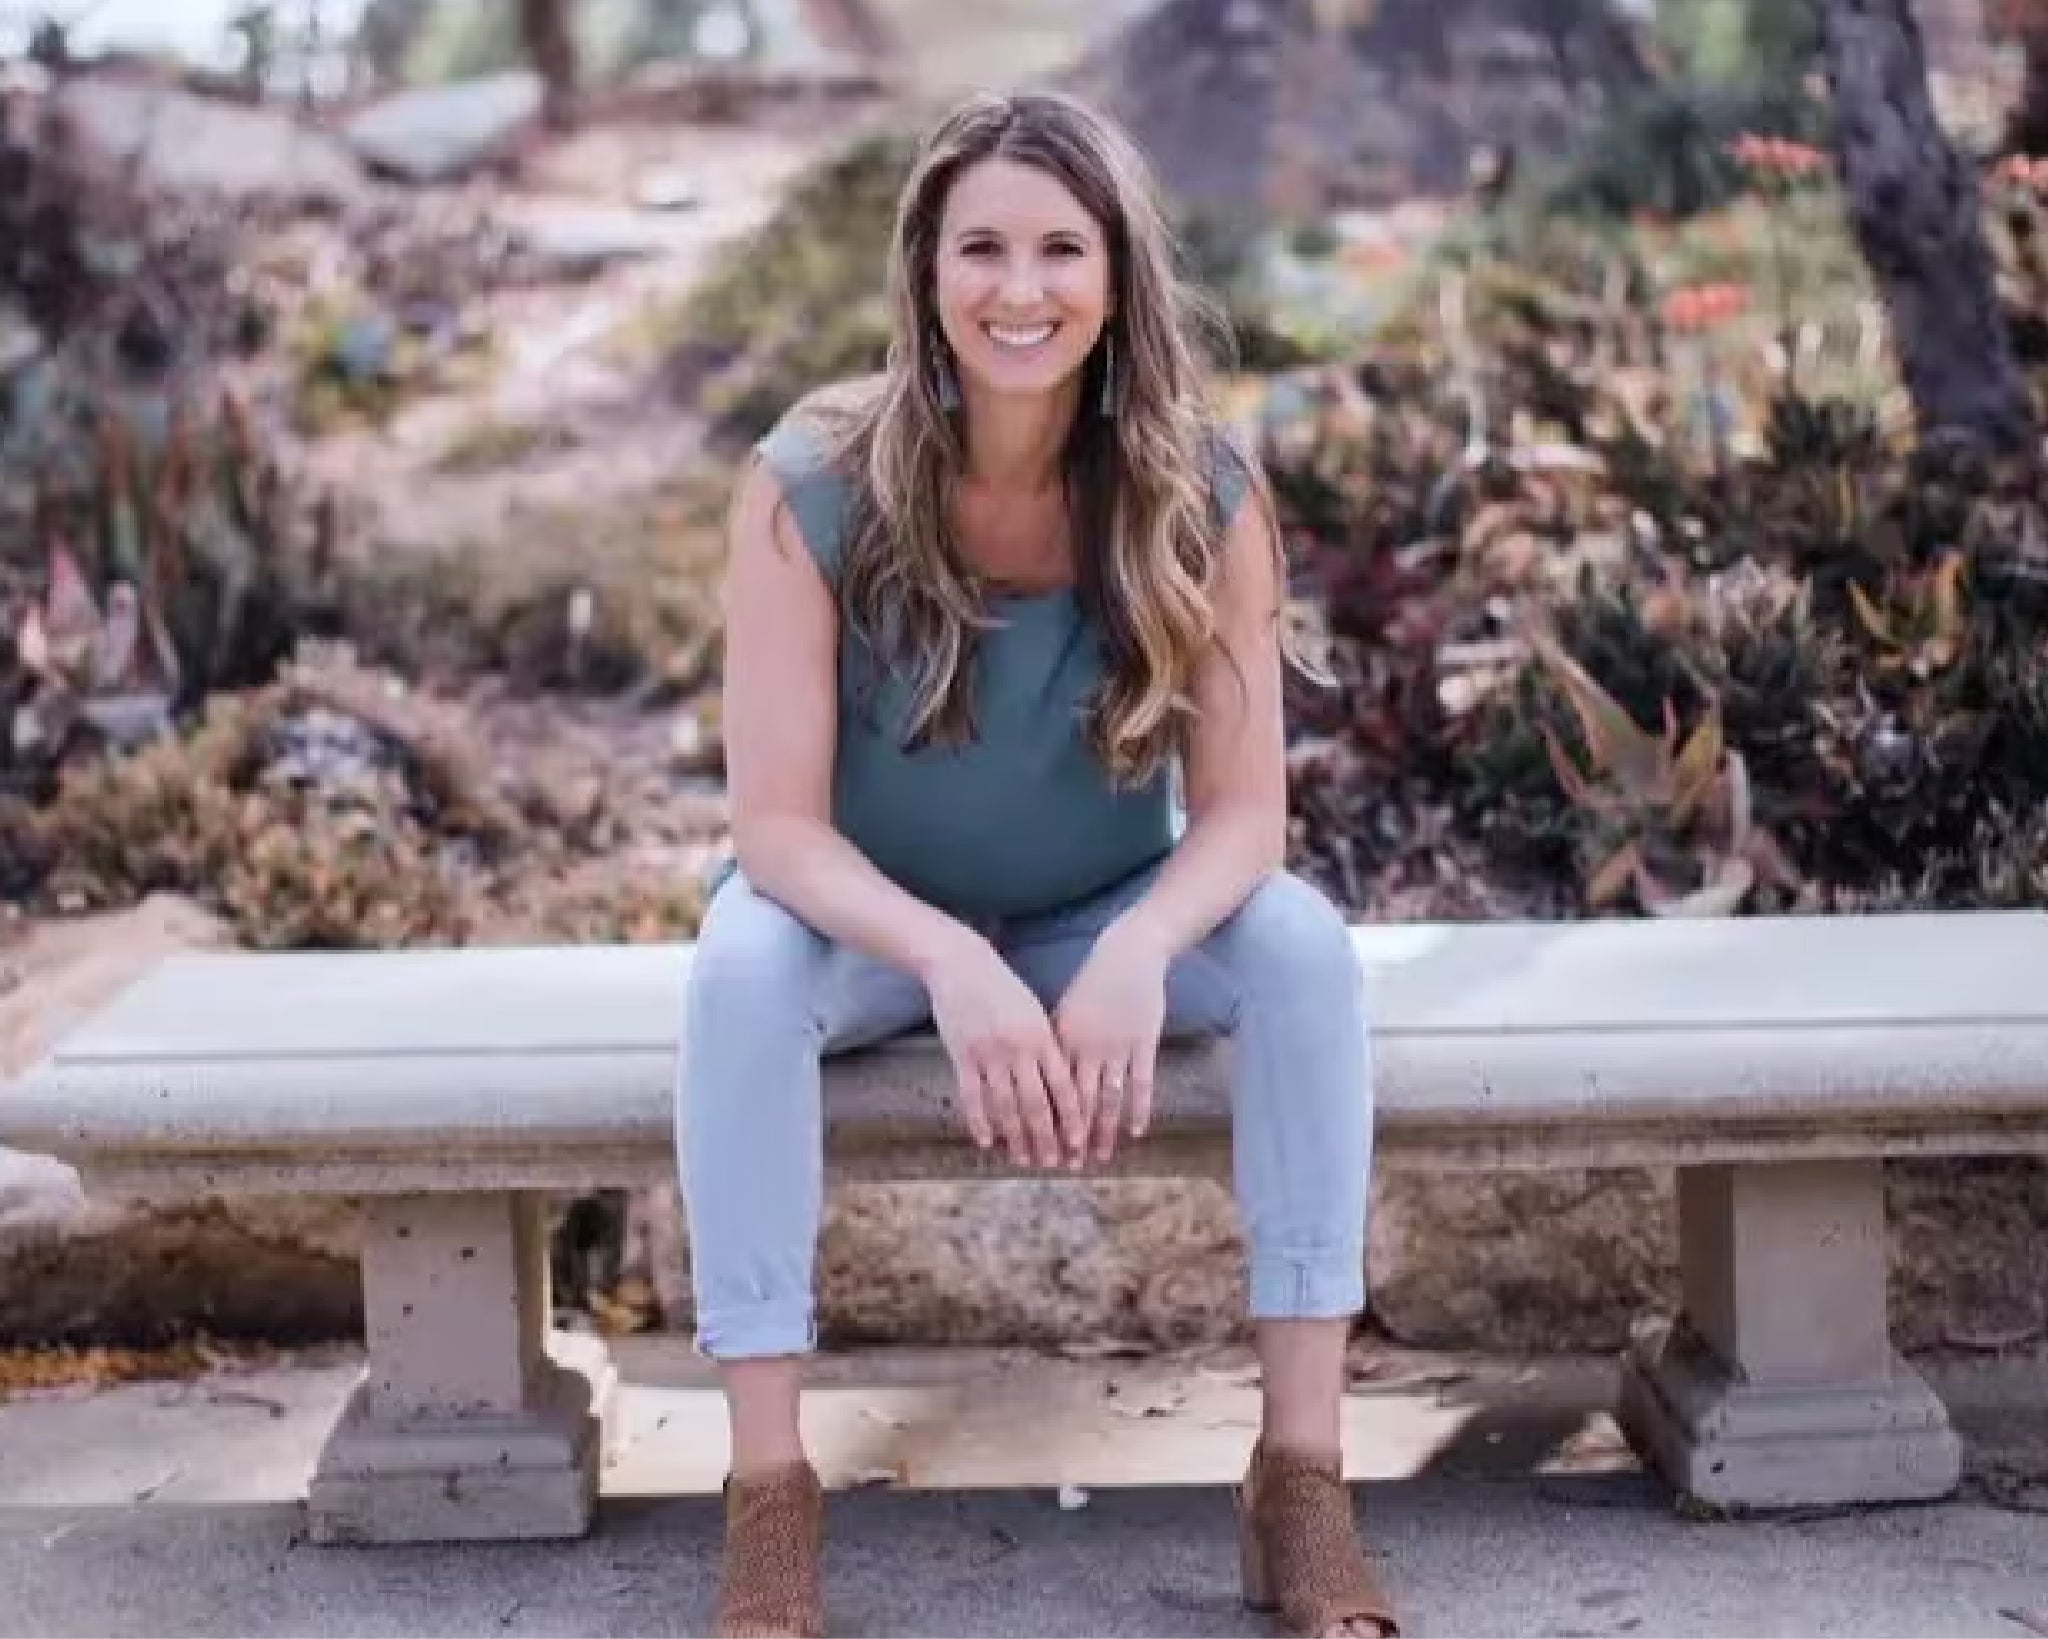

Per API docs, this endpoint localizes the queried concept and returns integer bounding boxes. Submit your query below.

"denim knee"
[684,874,828,1038]
[1212,871,1366,1017]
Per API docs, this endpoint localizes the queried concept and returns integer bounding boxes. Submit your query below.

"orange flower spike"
[1726,132,1829,184]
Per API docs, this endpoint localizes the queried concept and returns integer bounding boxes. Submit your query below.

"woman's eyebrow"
[949,224,1097,244]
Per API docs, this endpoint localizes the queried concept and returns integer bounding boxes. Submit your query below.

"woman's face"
[933,156,1113,409]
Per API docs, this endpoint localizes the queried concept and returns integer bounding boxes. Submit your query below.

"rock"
[321,312,402,387]
[508,203,687,279]
[0,1147,89,1237]
[1369,1170,1675,1352]
[1067,0,1653,217]
[50,77,365,206]
[259,704,408,806]
[342,72,543,184]
[617,1158,2044,1358]
[633,168,702,212]
[0,304,40,374]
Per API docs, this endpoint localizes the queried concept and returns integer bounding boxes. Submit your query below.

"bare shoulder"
[719,452,794,565]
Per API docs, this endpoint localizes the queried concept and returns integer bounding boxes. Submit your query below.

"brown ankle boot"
[714,1460,825,1638]
[1237,1439,1399,1637]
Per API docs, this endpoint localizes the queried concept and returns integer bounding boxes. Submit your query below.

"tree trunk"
[1814,0,2035,454]
[519,0,578,131]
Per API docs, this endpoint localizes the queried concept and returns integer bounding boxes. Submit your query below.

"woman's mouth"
[984,321,1058,351]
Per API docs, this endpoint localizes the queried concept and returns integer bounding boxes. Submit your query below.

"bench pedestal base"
[306,1192,618,1544]
[308,1333,615,1544]
[1617,1158,1960,1510]
[1619,1322,1960,1510]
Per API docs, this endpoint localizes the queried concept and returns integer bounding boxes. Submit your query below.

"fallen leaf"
[207,1389,287,1417]
[133,1468,180,1502]
[1109,1385,1189,1420]
[1057,1484,1089,1511]
[1347,1359,1474,1396]
[849,1465,902,1489]
[1056,1337,1153,1361]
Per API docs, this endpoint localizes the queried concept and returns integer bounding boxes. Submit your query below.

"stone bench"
[5,910,2047,1544]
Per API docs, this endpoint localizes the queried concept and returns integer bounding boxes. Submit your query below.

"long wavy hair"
[794,91,1294,789]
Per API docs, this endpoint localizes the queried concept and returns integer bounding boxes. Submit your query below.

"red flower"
[1726,133,1830,182]
[1660,281,1750,333]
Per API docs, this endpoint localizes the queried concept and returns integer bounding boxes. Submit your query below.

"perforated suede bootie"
[1237,1439,1400,1637]
[714,1459,825,1638]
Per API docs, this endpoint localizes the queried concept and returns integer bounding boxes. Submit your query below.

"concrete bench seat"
[6,909,2048,1542]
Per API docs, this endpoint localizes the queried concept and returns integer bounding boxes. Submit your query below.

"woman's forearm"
[733,813,984,983]
[1105,800,1286,963]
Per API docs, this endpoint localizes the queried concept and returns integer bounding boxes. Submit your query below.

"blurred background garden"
[2,0,2043,1381]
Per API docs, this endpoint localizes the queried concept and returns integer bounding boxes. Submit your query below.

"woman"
[677,89,1397,1639]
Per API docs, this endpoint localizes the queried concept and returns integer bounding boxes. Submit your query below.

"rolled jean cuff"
[694,1297,816,1360]
[1248,1253,1365,1320]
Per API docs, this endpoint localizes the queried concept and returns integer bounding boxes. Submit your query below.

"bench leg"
[307,1193,618,1544]
[1618,1159,1960,1510]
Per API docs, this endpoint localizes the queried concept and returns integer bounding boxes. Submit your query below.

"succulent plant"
[4,384,341,779]
[1529,624,1802,915]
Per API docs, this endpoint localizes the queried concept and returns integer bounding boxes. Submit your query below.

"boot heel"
[1236,1487,1277,1612]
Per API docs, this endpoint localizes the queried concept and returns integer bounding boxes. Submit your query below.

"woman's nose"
[999,256,1046,306]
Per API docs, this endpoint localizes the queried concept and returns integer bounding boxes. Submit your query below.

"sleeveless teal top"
[752,413,1251,921]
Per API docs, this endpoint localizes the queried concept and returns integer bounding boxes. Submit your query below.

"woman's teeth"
[986,322,1056,349]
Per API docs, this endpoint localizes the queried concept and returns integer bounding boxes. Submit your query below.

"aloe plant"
[6,385,338,768]
[1532,626,1802,916]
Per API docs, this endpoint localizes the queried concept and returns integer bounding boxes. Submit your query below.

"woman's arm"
[1101,482,1291,967]
[1049,477,1291,1158]
[719,455,1085,1168]
[720,455,982,983]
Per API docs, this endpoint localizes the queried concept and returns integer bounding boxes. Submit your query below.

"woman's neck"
[959,382,1080,494]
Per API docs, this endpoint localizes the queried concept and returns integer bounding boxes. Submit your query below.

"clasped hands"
[925,918,1168,1169]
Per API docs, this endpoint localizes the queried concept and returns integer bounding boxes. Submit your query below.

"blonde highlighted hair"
[797,90,1289,788]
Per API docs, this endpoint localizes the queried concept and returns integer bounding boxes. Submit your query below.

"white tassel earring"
[934,333,960,410]
[1099,334,1116,417]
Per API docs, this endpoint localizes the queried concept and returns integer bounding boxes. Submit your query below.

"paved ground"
[1,1344,2043,1637]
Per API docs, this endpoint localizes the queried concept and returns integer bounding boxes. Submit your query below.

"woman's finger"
[1037,1041,1087,1163]
[1012,1051,1064,1169]
[1092,1060,1129,1164]
[1127,1047,1158,1139]
[1070,1053,1106,1168]
[954,1055,995,1150]
[983,1058,1028,1165]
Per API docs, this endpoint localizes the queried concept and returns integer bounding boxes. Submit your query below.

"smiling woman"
[674,90,1399,1639]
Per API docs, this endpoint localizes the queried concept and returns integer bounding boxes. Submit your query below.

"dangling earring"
[1099,334,1116,418]
[934,335,960,411]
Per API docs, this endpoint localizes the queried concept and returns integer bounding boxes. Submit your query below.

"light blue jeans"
[674,859,1375,1359]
